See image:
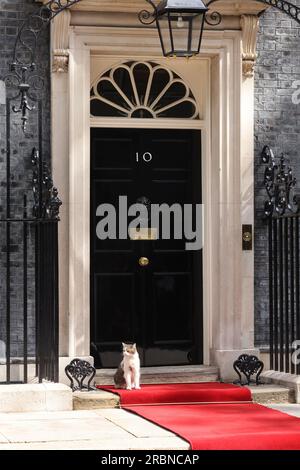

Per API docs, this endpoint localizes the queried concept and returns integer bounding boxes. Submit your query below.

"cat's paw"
[135,386,141,390]
[126,386,132,390]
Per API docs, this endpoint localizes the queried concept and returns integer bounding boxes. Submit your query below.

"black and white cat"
[114,343,141,390]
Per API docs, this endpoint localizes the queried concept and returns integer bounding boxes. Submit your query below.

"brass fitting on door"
[139,257,150,267]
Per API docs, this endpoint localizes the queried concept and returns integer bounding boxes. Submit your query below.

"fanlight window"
[90,61,199,119]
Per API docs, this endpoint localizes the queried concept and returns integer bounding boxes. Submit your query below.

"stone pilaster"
[240,14,260,78]
[52,10,71,73]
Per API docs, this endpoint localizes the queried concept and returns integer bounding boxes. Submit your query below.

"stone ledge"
[0,383,72,413]
[247,384,295,404]
[73,390,119,410]
[261,370,300,404]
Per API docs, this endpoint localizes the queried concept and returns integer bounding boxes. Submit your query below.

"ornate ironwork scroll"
[3,0,82,133]
[233,354,264,386]
[138,0,222,27]
[262,145,299,217]
[204,10,222,26]
[65,358,96,391]
[138,0,157,25]
[32,147,62,219]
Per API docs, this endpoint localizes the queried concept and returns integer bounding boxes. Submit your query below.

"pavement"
[0,408,189,450]
[0,403,300,450]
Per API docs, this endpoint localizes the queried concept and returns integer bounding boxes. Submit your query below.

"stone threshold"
[95,365,219,385]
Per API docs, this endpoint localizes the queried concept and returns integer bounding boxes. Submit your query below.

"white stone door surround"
[51,20,258,381]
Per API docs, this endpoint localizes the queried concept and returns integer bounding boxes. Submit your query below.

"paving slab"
[95,408,175,438]
[0,415,130,443]
[0,436,189,450]
[267,403,300,418]
[0,408,188,450]
[0,432,9,443]
[0,410,100,421]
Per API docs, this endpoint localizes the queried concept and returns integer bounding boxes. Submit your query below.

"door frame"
[52,25,255,373]
[73,48,210,364]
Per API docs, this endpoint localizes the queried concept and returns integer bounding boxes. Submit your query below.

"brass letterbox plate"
[129,228,158,241]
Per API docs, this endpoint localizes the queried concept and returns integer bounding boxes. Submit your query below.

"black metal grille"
[0,216,59,384]
[0,96,61,384]
[263,146,300,374]
[268,215,300,374]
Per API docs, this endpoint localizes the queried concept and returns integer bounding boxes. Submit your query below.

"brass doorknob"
[139,257,149,267]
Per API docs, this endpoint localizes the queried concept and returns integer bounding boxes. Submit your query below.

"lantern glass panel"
[190,14,204,54]
[157,11,205,57]
[156,14,173,56]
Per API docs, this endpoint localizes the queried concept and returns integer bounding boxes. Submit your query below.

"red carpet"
[97,383,300,450]
[125,403,300,450]
[98,382,252,405]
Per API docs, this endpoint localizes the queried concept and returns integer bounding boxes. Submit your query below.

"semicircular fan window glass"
[90,61,199,120]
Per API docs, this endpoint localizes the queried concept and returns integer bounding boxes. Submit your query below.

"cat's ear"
[132,343,136,348]
[122,342,126,348]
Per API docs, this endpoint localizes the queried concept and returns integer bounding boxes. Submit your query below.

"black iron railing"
[0,146,61,384]
[268,214,300,373]
[0,218,59,384]
[263,145,300,374]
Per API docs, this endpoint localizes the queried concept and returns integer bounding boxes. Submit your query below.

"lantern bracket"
[138,0,158,25]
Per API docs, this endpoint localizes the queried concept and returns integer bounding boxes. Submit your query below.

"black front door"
[90,128,202,368]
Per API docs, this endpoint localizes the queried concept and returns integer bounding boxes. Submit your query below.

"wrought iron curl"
[262,145,299,217]
[3,0,83,134]
[204,11,222,26]
[12,0,82,69]
[138,0,158,25]
[31,147,62,220]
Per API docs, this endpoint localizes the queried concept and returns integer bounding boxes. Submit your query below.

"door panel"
[90,128,202,368]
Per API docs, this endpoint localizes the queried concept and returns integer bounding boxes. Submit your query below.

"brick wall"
[0,0,50,358]
[254,7,300,347]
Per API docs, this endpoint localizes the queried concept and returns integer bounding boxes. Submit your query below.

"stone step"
[73,382,295,411]
[247,384,295,404]
[74,365,219,410]
[0,383,72,413]
[73,390,119,410]
[95,365,219,386]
